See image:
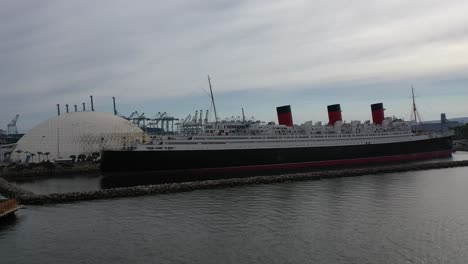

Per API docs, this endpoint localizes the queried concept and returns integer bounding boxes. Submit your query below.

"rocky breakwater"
[0,177,35,199]
[1,160,468,205]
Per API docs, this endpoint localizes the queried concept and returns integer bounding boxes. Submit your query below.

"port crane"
[181,114,191,125]
[147,112,178,133]
[7,114,19,135]
[147,112,167,128]
[127,111,149,128]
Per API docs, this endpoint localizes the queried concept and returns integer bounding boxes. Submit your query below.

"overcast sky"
[1,0,468,132]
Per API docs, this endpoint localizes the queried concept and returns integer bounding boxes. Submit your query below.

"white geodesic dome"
[12,112,146,162]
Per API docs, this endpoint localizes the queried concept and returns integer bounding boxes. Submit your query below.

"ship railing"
[188,134,396,142]
[159,134,414,147]
[181,131,412,141]
[158,137,423,150]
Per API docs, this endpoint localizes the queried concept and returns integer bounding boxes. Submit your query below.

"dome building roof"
[13,112,146,162]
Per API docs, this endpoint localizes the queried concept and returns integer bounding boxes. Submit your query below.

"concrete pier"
[1,160,468,205]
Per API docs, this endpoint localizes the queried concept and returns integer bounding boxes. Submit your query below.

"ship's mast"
[410,85,422,124]
[242,108,245,123]
[57,127,60,159]
[207,75,218,125]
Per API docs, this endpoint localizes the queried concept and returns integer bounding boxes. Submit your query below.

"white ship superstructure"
[137,117,450,151]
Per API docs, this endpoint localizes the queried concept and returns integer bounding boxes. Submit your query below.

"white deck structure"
[136,118,452,151]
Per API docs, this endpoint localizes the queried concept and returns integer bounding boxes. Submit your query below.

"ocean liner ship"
[100,103,453,179]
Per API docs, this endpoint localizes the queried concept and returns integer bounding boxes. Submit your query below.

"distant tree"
[15,150,22,161]
[37,152,43,162]
[4,151,11,161]
[91,152,100,161]
[454,124,468,140]
[461,124,468,139]
[30,153,36,163]
[44,152,50,161]
[77,154,86,162]
[69,155,77,163]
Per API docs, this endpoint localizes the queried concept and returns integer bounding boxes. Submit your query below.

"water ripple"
[2,167,468,263]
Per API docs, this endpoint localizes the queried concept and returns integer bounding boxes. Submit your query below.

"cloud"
[1,0,468,130]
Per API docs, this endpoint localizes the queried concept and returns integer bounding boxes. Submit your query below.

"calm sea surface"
[1,154,468,263]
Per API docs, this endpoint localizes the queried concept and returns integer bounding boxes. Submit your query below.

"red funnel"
[371,103,385,125]
[276,105,293,127]
[327,104,342,125]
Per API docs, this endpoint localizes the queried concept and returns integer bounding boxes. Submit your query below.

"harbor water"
[1,154,468,263]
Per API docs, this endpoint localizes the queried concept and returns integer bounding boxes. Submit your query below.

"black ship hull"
[100,136,453,183]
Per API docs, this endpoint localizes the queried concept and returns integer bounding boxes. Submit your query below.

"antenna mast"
[208,75,218,124]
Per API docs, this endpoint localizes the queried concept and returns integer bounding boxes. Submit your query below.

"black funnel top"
[327,104,341,112]
[276,105,291,114]
[371,103,384,111]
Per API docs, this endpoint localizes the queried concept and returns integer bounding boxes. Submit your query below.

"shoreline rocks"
[0,178,35,198]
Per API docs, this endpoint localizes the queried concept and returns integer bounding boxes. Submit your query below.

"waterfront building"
[12,112,145,162]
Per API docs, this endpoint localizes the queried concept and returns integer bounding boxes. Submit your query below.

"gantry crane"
[7,114,19,135]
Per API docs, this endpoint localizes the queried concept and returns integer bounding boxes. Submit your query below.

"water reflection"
[14,175,102,194]
[0,213,20,232]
